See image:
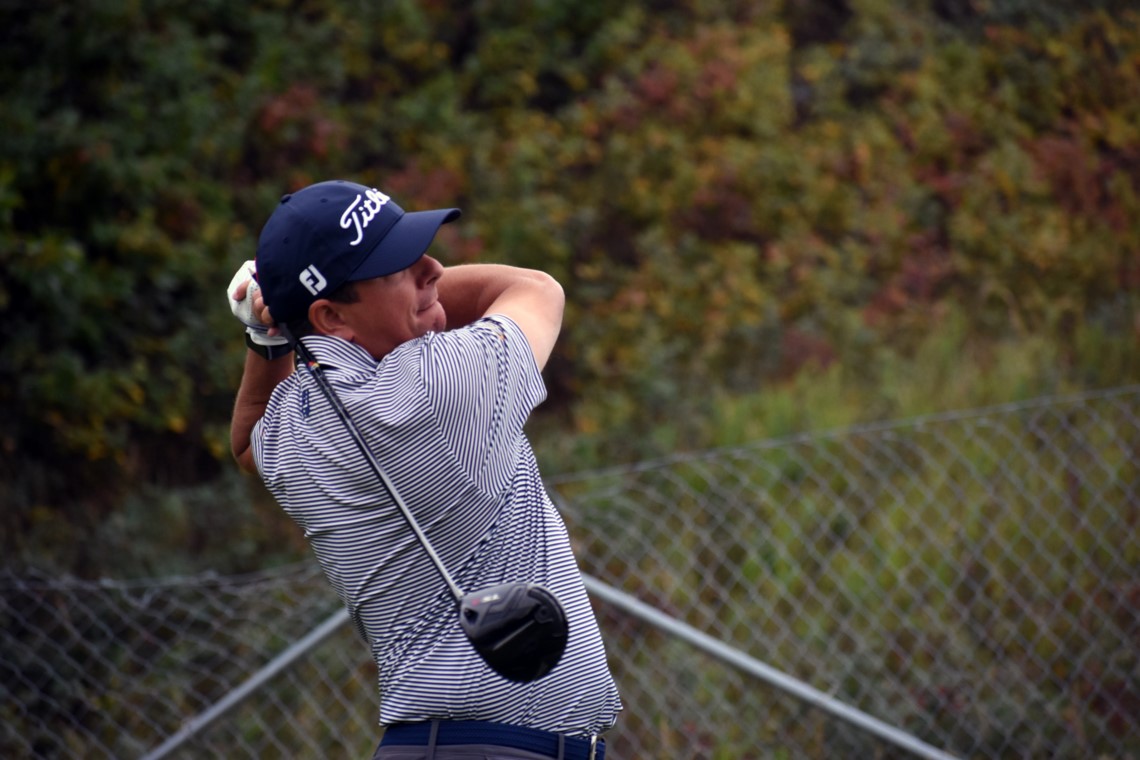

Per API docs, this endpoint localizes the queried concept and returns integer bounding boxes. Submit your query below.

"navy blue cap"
[255,179,461,323]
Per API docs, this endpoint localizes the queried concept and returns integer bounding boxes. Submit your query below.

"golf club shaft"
[281,326,466,604]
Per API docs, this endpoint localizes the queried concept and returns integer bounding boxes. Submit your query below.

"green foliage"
[556,391,1140,756]
[1,1,1138,578]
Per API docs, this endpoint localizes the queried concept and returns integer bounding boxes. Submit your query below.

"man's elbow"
[535,270,565,316]
[232,444,258,475]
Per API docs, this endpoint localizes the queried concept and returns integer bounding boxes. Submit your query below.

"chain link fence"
[3,387,1138,759]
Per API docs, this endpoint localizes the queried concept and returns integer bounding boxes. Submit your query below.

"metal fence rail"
[3,387,1138,758]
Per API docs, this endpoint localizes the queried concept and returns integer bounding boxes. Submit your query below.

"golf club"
[279,324,568,683]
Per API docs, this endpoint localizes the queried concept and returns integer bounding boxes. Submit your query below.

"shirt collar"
[297,334,378,374]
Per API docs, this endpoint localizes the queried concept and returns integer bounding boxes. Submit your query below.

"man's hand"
[228,261,296,473]
[227,260,290,349]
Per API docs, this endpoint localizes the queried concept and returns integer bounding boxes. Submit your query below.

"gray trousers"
[373,746,566,760]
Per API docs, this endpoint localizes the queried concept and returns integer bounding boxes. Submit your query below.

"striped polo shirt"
[252,315,621,736]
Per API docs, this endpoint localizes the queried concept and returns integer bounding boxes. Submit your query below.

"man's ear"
[308,299,354,339]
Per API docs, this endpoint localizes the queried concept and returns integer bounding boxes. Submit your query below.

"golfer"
[229,179,621,759]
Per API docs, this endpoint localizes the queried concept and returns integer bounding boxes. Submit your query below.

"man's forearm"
[438,264,558,329]
[231,351,294,473]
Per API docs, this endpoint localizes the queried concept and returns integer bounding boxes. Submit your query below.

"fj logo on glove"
[299,264,327,296]
[341,188,391,246]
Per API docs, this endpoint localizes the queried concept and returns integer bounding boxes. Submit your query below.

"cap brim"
[349,207,461,282]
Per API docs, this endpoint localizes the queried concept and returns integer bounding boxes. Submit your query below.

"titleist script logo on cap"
[342,187,391,246]
[295,187,392,296]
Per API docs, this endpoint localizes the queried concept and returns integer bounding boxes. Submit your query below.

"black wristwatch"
[245,331,294,360]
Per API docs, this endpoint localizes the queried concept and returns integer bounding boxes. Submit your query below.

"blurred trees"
[1,0,1137,575]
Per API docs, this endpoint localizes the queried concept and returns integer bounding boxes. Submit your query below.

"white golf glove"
[227,260,292,358]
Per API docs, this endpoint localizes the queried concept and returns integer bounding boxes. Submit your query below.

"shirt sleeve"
[421,315,548,491]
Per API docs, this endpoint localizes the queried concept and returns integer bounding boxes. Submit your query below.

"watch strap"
[245,331,293,360]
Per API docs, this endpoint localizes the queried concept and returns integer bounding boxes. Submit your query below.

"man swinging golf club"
[229,180,621,759]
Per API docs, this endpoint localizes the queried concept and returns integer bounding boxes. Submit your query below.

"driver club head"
[459,582,569,683]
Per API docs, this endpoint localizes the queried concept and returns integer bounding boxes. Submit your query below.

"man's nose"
[417,255,444,284]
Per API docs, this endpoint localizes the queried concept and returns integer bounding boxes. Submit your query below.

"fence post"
[581,574,961,760]
[139,607,350,760]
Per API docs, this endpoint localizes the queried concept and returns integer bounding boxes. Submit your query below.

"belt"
[381,720,604,760]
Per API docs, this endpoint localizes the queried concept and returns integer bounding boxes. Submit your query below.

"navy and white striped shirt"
[253,315,621,736]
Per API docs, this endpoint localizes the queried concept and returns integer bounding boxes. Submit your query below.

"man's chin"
[423,304,446,332]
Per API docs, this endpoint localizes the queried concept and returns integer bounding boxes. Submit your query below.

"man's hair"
[284,281,361,338]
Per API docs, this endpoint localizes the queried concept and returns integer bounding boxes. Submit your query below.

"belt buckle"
[588,734,597,760]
